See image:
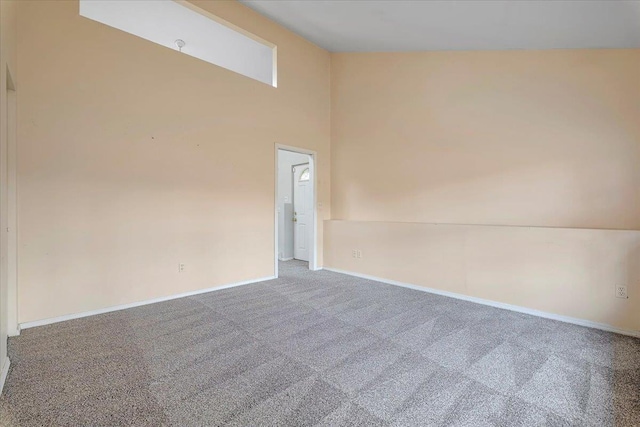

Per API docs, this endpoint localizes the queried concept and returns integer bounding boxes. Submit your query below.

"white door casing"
[293,163,310,261]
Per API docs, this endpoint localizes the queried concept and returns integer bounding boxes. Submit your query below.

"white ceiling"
[240,0,640,52]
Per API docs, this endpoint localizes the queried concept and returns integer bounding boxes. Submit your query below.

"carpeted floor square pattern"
[1,260,639,426]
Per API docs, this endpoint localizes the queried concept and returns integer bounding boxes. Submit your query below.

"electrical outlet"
[616,285,628,299]
[352,250,357,258]
[179,263,185,273]
[357,250,362,259]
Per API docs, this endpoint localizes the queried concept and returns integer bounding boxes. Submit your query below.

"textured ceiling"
[240,0,640,52]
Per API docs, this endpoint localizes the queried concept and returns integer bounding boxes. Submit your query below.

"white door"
[293,163,311,261]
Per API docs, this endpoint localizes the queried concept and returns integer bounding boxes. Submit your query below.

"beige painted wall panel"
[325,220,640,332]
[331,50,640,230]
[0,0,18,376]
[330,221,467,294]
[17,0,330,323]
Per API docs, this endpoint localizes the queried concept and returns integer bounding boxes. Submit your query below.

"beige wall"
[325,221,640,332]
[327,50,640,333]
[331,50,640,230]
[17,0,331,323]
[14,1,640,334]
[1,0,18,378]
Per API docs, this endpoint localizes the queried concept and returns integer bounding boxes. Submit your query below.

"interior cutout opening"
[79,0,277,87]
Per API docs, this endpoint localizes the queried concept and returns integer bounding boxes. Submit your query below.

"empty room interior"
[0,0,639,425]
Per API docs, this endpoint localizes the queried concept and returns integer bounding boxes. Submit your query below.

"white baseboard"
[19,275,276,330]
[324,267,640,338]
[279,257,294,261]
[0,358,10,395]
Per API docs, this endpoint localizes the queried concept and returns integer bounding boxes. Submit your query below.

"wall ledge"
[325,219,640,234]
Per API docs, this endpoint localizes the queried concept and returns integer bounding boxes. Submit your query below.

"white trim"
[0,358,10,394]
[275,143,319,278]
[324,267,640,338]
[291,162,310,263]
[279,257,294,262]
[19,275,275,330]
[6,84,18,338]
[274,146,279,278]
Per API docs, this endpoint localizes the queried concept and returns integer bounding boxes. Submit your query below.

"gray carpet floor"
[1,260,639,426]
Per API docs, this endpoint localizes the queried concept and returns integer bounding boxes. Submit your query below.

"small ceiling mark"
[175,39,186,52]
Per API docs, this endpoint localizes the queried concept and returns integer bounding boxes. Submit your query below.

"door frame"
[291,161,309,262]
[274,143,318,278]
[3,66,17,337]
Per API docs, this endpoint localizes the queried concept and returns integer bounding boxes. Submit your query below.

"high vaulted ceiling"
[240,0,640,52]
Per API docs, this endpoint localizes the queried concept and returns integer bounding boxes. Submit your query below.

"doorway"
[275,145,317,277]
[292,162,310,261]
